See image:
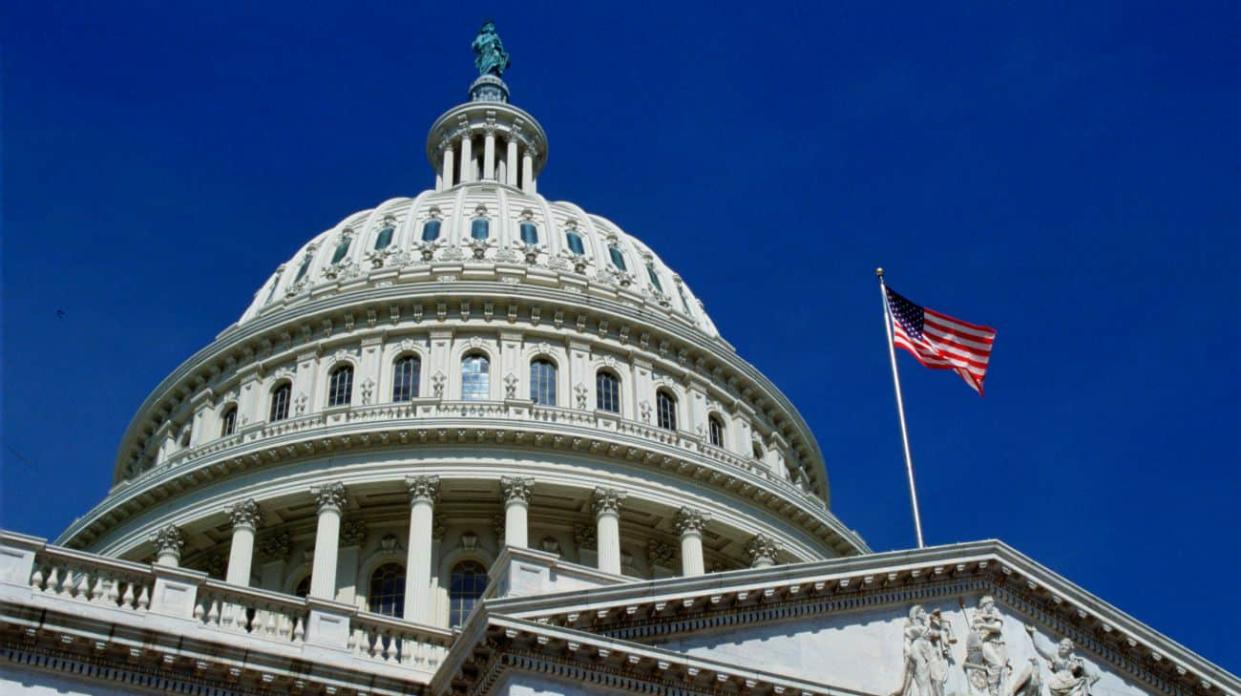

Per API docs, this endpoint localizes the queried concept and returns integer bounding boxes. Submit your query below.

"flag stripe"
[886,286,995,395]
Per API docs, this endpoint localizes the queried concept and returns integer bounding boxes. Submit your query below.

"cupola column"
[404,475,439,622]
[521,148,535,193]
[675,507,709,577]
[483,128,496,180]
[441,144,455,190]
[506,139,518,186]
[151,524,185,567]
[746,533,780,569]
[224,499,261,586]
[500,476,534,548]
[309,483,347,599]
[460,134,474,183]
[593,488,626,575]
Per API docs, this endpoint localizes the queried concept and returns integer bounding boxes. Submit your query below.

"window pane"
[596,372,619,413]
[471,218,490,240]
[270,384,290,422]
[462,355,490,401]
[294,255,313,282]
[646,263,664,293]
[328,366,353,407]
[368,563,406,618]
[520,222,539,245]
[566,231,585,256]
[422,219,441,241]
[709,417,724,447]
[608,246,627,271]
[374,226,394,250]
[449,561,487,627]
[657,391,677,431]
[676,283,693,315]
[221,408,237,437]
[331,238,351,264]
[393,356,421,401]
[530,359,557,406]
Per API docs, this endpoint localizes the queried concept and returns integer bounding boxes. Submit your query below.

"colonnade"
[438,129,538,194]
[148,480,786,625]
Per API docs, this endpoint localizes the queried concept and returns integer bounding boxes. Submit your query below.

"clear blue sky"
[3,0,1238,672]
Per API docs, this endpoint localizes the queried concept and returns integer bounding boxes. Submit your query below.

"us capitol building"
[1,23,1236,696]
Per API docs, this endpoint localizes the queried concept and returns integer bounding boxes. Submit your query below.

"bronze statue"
[472,21,510,77]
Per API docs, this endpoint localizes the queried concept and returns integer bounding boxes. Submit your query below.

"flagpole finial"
[875,267,885,278]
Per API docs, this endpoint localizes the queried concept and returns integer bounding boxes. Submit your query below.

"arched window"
[529,359,557,406]
[565,229,585,256]
[421,219,441,242]
[392,355,421,401]
[368,563,406,618]
[449,561,488,627]
[596,370,620,413]
[293,575,311,598]
[270,382,291,422]
[471,218,490,240]
[220,406,238,437]
[462,354,490,401]
[520,222,539,245]
[328,365,353,407]
[293,254,313,283]
[608,245,627,271]
[708,415,725,448]
[330,236,351,264]
[656,389,677,431]
[645,263,664,293]
[374,224,395,250]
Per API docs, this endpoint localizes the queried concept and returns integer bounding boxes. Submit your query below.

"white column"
[593,488,626,575]
[483,129,496,180]
[675,507,708,577]
[441,143,455,189]
[500,476,533,548]
[460,135,473,183]
[746,533,779,569]
[151,525,184,567]
[404,475,439,622]
[506,139,518,186]
[225,499,261,586]
[521,148,534,192]
[309,483,347,599]
[336,519,366,604]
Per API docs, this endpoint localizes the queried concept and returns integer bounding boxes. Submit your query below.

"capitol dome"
[55,39,866,633]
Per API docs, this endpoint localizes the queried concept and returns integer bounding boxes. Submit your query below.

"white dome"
[240,185,720,339]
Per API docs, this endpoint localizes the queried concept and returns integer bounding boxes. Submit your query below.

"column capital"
[500,476,535,504]
[675,507,710,535]
[746,533,781,567]
[227,499,263,532]
[592,487,627,517]
[406,475,440,505]
[312,482,348,514]
[150,524,185,561]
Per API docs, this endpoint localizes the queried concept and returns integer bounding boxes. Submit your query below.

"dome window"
[393,355,421,401]
[565,229,585,256]
[530,358,557,406]
[220,406,238,437]
[421,219,442,242]
[374,225,395,250]
[645,263,664,293]
[596,370,620,413]
[656,389,677,431]
[520,222,539,245]
[368,563,405,618]
[327,365,353,407]
[449,560,488,627]
[471,218,490,240]
[330,236,352,264]
[462,353,490,401]
[676,283,693,315]
[293,255,314,283]
[269,382,291,422]
[263,274,281,304]
[608,245,627,271]
[708,415,725,448]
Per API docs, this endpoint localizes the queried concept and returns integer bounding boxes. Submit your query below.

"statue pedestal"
[469,74,509,103]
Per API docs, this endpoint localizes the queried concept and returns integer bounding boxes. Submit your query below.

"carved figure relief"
[1011,625,1099,696]
[963,596,1009,696]
[891,605,954,696]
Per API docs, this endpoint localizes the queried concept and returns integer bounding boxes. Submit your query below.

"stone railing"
[153,399,823,510]
[0,531,453,680]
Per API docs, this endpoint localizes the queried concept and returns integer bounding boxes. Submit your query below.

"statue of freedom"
[472,21,511,77]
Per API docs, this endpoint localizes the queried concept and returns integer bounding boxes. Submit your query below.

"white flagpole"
[876,268,925,549]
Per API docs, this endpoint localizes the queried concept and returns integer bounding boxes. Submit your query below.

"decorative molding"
[674,507,709,536]
[311,482,347,514]
[406,475,440,504]
[500,476,535,504]
[227,498,262,531]
[150,524,184,560]
[592,487,626,517]
[746,533,780,567]
[256,531,291,562]
[340,518,368,547]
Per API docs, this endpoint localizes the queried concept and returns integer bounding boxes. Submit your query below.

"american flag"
[885,287,997,395]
